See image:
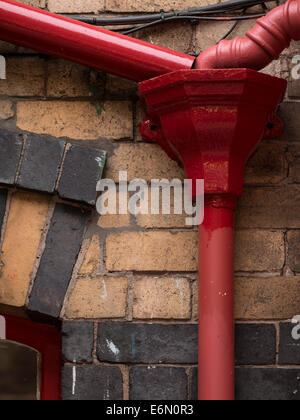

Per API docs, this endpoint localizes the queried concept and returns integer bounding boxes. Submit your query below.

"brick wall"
[0,0,299,401]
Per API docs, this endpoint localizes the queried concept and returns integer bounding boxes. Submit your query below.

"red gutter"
[0,0,194,82]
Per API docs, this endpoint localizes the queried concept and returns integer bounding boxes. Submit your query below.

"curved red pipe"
[0,0,194,82]
[195,0,300,70]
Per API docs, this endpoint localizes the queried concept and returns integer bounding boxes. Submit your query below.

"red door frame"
[0,314,61,400]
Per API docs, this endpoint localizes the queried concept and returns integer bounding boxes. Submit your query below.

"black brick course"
[0,189,7,231]
[235,323,277,365]
[58,145,106,205]
[97,323,279,366]
[279,322,300,365]
[62,321,94,364]
[0,131,23,185]
[191,368,198,400]
[97,322,198,364]
[191,368,300,400]
[28,204,90,318]
[235,368,300,400]
[17,134,65,193]
[130,367,188,400]
[62,366,123,400]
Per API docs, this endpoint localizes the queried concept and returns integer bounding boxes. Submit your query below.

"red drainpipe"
[139,69,287,400]
[0,0,298,401]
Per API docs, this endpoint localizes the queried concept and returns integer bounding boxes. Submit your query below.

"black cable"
[217,20,240,43]
[63,0,275,26]
[217,7,247,43]
[121,13,266,36]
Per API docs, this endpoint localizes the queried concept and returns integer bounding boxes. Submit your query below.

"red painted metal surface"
[140,69,287,197]
[198,196,236,401]
[0,0,194,82]
[2,315,61,401]
[140,69,287,400]
[195,0,300,71]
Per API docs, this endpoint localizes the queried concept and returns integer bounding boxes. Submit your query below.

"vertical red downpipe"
[198,196,236,400]
[140,69,286,400]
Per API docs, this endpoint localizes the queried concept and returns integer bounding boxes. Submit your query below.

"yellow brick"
[0,41,17,54]
[135,102,144,141]
[244,142,287,185]
[21,0,46,6]
[0,57,45,97]
[0,192,49,307]
[79,236,100,275]
[65,276,128,319]
[46,60,91,98]
[133,277,191,319]
[106,75,137,96]
[106,231,198,271]
[192,276,300,321]
[105,143,184,182]
[17,101,132,140]
[235,230,285,272]
[0,100,14,120]
[97,192,130,229]
[192,280,198,321]
[48,0,105,13]
[194,19,254,55]
[235,277,300,320]
[134,21,193,54]
[136,190,189,229]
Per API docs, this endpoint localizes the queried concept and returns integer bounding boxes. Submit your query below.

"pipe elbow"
[194,37,270,70]
[195,0,300,71]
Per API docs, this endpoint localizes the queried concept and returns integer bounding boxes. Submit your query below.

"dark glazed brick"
[0,130,23,185]
[235,324,276,365]
[62,322,94,363]
[236,368,300,400]
[279,322,300,365]
[97,322,197,364]
[287,231,300,272]
[191,368,198,400]
[0,189,7,231]
[58,145,106,205]
[62,366,123,400]
[193,368,300,400]
[130,367,187,400]
[17,134,65,193]
[28,204,90,318]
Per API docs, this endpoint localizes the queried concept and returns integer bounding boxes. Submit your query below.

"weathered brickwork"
[0,0,299,401]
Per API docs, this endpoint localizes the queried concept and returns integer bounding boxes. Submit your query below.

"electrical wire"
[121,13,266,36]
[59,0,282,43]
[63,0,275,26]
[217,8,247,43]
